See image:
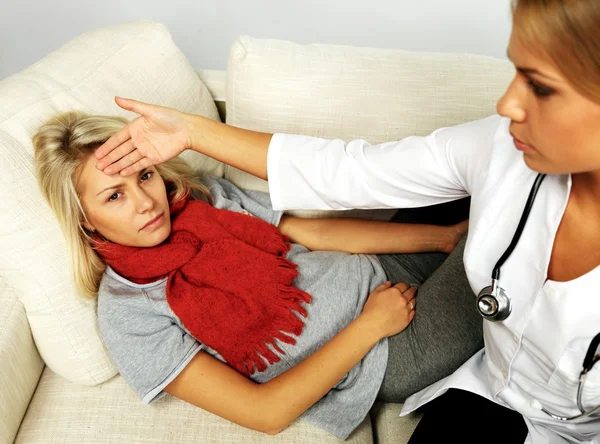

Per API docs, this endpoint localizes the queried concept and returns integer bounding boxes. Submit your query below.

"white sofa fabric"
[0,21,514,444]
[0,278,44,444]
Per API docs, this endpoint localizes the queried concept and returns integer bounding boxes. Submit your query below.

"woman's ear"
[81,220,96,233]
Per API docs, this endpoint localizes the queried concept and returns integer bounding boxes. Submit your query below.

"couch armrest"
[0,277,44,443]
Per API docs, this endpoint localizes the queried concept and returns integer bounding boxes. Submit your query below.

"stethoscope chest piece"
[477,280,511,321]
[477,173,547,323]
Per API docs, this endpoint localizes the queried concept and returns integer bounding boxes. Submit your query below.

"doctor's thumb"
[114,96,156,116]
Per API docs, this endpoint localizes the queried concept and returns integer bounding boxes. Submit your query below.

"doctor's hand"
[361,281,417,340]
[95,97,193,176]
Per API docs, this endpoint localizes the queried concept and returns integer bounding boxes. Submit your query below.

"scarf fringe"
[237,330,300,375]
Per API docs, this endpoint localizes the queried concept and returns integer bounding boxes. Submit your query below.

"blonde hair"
[33,111,212,298]
[512,0,600,103]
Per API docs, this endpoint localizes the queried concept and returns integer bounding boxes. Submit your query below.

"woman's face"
[497,31,600,175]
[77,154,171,247]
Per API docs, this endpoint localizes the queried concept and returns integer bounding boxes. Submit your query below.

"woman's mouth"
[140,213,165,232]
[511,134,535,153]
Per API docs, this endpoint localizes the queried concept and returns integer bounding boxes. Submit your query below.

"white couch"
[0,21,514,444]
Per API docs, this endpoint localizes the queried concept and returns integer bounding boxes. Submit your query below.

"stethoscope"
[476,173,547,322]
[477,173,600,421]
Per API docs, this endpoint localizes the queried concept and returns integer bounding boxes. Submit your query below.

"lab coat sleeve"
[267,115,504,211]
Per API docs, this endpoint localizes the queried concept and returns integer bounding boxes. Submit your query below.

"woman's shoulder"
[99,266,166,294]
[97,268,169,332]
[97,268,166,312]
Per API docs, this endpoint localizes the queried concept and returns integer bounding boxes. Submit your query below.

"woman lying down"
[32,112,479,439]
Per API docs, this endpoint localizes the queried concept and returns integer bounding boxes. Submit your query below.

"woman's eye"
[528,80,554,97]
[107,192,120,202]
[140,171,153,182]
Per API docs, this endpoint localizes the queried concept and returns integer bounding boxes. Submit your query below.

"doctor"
[95,0,599,442]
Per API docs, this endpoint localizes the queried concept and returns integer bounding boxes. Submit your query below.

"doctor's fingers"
[96,138,136,171]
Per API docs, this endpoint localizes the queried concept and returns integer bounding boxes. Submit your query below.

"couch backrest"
[224,36,514,219]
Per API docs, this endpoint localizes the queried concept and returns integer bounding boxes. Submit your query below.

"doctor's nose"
[496,76,526,123]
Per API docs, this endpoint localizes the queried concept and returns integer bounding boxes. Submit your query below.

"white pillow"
[224,36,514,219]
[0,21,222,385]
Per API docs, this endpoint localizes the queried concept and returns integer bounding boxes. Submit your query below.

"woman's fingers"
[393,282,411,293]
[393,283,417,309]
[374,281,393,292]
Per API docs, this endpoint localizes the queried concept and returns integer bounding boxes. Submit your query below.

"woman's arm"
[278,215,468,254]
[165,281,416,435]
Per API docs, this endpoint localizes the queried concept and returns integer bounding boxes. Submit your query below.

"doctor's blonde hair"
[33,111,212,298]
[512,0,600,103]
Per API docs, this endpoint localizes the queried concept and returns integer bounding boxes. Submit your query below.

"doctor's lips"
[511,133,535,153]
[140,212,165,232]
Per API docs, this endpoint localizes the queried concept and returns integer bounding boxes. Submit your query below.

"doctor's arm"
[95,98,497,212]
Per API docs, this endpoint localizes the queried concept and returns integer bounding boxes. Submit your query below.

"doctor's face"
[77,153,171,247]
[496,32,600,176]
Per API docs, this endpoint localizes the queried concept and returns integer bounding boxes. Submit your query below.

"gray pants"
[375,227,483,402]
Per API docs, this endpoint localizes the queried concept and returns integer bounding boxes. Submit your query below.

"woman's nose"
[496,75,526,123]
[133,189,154,213]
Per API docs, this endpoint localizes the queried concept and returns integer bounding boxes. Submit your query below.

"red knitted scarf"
[95,196,311,376]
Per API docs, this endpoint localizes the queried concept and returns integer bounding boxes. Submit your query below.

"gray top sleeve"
[97,274,203,404]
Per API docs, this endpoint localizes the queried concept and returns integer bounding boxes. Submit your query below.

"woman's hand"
[164,283,416,435]
[361,281,417,339]
[95,97,193,176]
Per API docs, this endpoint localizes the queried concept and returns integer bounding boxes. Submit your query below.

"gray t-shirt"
[97,175,389,439]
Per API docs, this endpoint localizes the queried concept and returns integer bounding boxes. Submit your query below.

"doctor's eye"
[528,80,555,98]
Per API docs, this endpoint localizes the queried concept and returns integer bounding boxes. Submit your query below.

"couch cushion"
[0,20,222,386]
[370,402,422,444]
[15,368,374,444]
[0,277,44,444]
[224,36,513,219]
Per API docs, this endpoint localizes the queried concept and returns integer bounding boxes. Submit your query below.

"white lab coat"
[267,115,600,443]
